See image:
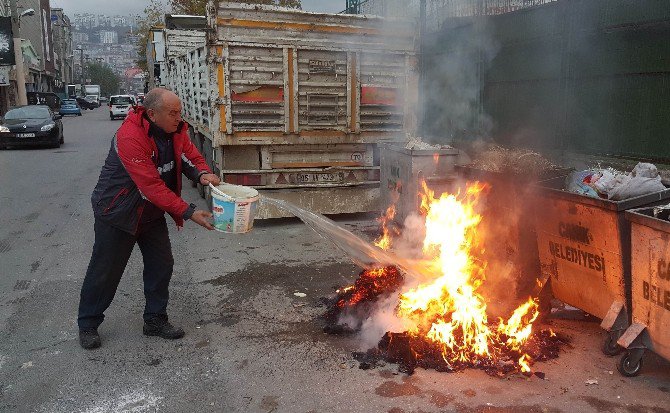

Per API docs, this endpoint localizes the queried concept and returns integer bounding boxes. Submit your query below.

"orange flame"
[374,204,397,250]
[519,354,531,373]
[393,181,538,371]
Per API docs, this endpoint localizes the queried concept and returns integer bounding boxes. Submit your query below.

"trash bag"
[592,170,618,195]
[608,175,666,201]
[565,170,600,198]
[566,163,667,201]
[632,162,659,179]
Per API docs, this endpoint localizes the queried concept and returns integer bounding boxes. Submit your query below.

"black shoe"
[143,317,185,340]
[79,328,101,349]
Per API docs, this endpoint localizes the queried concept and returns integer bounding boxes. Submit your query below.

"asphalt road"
[0,107,669,412]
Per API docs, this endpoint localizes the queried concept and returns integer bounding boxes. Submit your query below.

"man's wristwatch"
[183,203,197,220]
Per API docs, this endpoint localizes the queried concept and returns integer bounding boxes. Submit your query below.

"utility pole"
[76,47,84,86]
[418,0,426,137]
[9,0,27,105]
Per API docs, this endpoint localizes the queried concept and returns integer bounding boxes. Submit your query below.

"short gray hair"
[143,88,169,111]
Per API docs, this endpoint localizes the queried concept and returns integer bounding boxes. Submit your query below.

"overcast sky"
[50,0,342,16]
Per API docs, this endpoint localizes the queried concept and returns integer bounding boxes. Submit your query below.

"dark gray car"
[0,105,64,149]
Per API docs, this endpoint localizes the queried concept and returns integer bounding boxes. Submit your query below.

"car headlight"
[0,125,9,132]
[41,123,55,132]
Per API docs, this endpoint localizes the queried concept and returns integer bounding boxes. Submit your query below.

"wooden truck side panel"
[170,3,417,216]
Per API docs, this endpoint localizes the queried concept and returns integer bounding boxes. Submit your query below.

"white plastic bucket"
[210,184,259,233]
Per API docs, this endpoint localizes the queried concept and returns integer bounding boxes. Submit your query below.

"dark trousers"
[78,217,174,330]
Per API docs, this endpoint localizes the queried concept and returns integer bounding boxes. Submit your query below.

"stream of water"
[260,196,430,280]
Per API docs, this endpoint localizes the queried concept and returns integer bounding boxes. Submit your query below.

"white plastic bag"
[608,176,666,201]
[592,170,618,195]
[632,162,659,179]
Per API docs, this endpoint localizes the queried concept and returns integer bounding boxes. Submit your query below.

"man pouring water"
[77,88,220,349]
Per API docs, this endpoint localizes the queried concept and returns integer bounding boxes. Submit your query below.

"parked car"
[59,99,82,116]
[27,91,61,113]
[109,95,136,120]
[76,97,97,110]
[0,105,64,149]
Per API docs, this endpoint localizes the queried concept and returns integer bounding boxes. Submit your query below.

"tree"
[86,62,121,96]
[170,0,206,15]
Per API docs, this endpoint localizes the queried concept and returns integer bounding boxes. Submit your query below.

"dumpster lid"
[626,207,670,233]
[380,143,460,156]
[537,176,670,211]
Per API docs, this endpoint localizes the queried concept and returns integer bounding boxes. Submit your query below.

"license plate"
[294,172,346,184]
[17,133,35,138]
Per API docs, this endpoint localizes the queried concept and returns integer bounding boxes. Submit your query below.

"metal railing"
[343,0,558,23]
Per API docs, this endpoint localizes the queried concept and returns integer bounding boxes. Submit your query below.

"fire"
[374,204,397,250]
[336,267,402,309]
[324,266,404,335]
[328,180,562,376]
[519,354,531,373]
[395,181,539,372]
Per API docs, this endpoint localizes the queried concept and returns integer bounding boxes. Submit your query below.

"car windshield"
[5,106,50,120]
[111,96,133,105]
[63,100,77,105]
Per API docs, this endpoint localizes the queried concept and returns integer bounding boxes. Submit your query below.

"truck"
[167,2,417,218]
[146,15,207,89]
[66,84,78,98]
[83,84,101,107]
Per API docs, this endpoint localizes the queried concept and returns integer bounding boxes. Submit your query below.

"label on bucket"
[211,188,258,233]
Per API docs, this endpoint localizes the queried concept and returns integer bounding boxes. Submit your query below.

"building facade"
[19,0,55,92]
[51,8,74,91]
[99,30,118,44]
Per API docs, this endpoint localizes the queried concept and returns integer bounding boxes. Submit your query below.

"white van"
[109,95,135,120]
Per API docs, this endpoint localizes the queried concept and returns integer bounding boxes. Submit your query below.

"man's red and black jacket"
[91,107,211,234]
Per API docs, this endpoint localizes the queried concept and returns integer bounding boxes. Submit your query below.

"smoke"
[389,213,426,260]
[356,294,409,350]
[421,16,499,143]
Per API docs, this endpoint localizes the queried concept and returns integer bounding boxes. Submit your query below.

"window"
[110,96,133,105]
[5,106,51,120]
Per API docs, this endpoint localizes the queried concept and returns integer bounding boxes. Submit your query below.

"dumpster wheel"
[617,351,643,377]
[602,333,623,356]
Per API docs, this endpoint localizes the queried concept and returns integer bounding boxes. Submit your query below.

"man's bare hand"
[200,173,221,186]
[190,210,214,230]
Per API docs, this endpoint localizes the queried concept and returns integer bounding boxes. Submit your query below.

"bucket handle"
[209,183,235,201]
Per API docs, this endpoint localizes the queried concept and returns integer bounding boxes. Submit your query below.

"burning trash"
[469,145,563,177]
[325,181,566,377]
[324,266,404,334]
